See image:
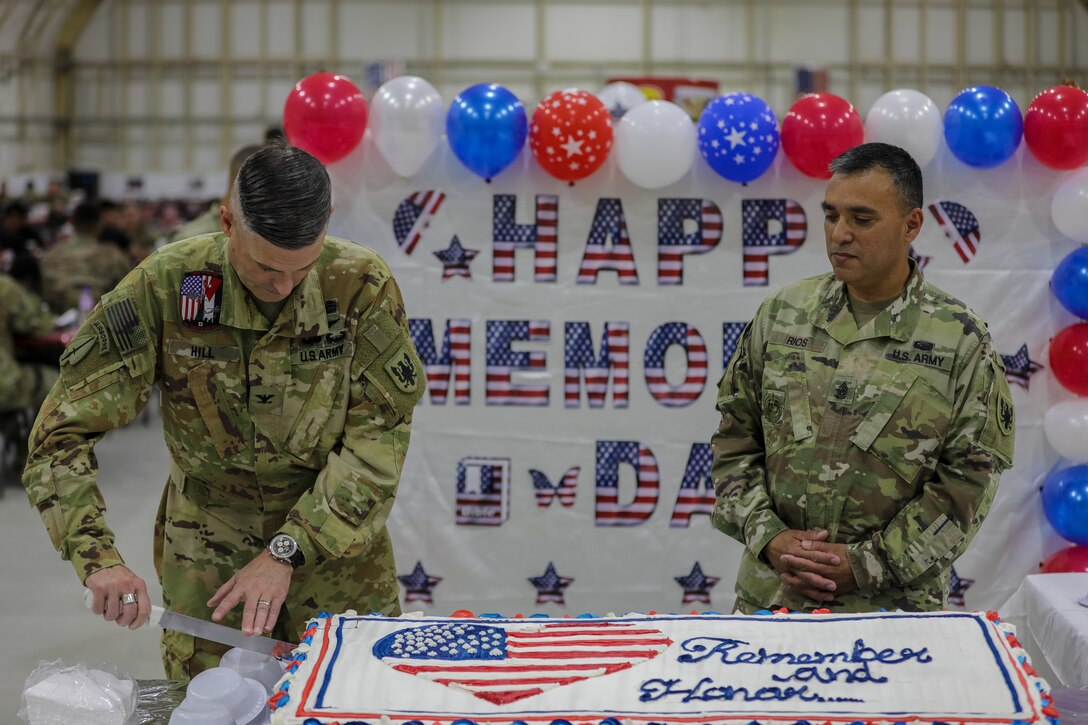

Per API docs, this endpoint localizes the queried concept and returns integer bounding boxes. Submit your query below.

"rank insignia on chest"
[763,390,785,426]
[180,271,223,329]
[385,345,420,393]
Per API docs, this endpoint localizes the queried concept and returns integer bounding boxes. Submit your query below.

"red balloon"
[283,73,368,164]
[1042,545,1088,573]
[1024,85,1088,170]
[1050,322,1088,396]
[781,93,865,179]
[529,89,613,183]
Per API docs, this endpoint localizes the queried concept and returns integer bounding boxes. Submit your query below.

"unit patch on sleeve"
[180,271,224,329]
[385,345,421,393]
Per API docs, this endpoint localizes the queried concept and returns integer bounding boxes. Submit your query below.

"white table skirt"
[1000,572,1088,688]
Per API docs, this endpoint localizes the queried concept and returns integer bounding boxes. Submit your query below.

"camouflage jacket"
[711,263,1014,612]
[23,233,425,583]
[166,203,221,245]
[40,233,133,313]
[0,274,55,402]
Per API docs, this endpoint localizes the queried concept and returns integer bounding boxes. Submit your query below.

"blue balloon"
[1053,246,1088,320]
[944,86,1023,168]
[698,93,779,184]
[1042,464,1088,545]
[446,83,528,181]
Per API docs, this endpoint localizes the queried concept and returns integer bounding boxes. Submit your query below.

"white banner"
[328,135,1073,616]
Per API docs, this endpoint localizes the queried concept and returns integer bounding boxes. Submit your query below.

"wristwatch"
[268,533,305,568]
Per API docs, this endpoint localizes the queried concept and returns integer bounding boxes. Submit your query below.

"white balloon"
[597,82,647,119]
[1045,400,1088,463]
[369,76,445,177]
[864,89,943,168]
[1052,168,1088,243]
[615,101,696,189]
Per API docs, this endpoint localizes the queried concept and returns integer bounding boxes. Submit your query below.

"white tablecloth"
[1000,572,1088,688]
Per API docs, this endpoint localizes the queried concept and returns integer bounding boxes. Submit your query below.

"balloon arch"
[284,71,1088,576]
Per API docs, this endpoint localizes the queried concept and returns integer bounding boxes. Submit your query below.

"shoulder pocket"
[977,358,1014,469]
[352,312,425,421]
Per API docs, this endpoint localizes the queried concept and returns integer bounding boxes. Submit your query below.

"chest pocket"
[283,362,345,465]
[761,348,814,457]
[851,365,952,485]
[187,361,247,460]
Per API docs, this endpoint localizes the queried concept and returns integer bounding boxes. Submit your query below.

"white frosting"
[271,610,1054,725]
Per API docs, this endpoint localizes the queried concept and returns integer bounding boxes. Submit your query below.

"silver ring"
[121,593,137,606]
[256,599,271,607]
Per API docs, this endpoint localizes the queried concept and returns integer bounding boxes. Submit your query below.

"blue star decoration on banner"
[947,566,974,608]
[398,561,443,605]
[1000,344,1043,390]
[674,562,720,605]
[433,235,479,280]
[529,562,573,606]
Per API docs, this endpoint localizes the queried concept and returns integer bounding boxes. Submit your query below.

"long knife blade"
[156,608,295,660]
[82,588,295,660]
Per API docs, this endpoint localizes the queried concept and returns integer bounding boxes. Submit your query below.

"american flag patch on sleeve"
[103,297,149,355]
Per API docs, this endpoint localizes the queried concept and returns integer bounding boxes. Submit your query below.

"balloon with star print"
[698,93,780,184]
[529,89,614,184]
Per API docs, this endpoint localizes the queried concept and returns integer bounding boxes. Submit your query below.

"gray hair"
[829,142,923,213]
[232,141,332,249]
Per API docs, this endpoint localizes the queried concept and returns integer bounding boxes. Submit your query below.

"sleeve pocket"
[894,514,965,583]
[25,466,66,552]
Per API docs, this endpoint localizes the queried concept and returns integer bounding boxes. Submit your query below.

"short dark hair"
[829,142,923,213]
[233,141,331,249]
[72,202,101,234]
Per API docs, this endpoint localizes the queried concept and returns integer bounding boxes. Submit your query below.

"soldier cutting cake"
[21,141,425,680]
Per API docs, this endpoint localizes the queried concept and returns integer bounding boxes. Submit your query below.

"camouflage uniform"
[711,262,1014,613]
[166,202,221,245]
[40,233,133,314]
[23,233,424,679]
[0,274,57,409]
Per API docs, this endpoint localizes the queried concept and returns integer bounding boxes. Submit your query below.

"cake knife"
[82,588,295,660]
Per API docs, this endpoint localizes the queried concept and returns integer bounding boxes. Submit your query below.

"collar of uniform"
[67,233,98,248]
[809,258,923,345]
[215,234,330,337]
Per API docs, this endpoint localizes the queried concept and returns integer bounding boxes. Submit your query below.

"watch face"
[270,534,297,560]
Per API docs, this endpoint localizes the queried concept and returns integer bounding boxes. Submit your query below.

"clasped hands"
[84,549,292,637]
[765,528,857,603]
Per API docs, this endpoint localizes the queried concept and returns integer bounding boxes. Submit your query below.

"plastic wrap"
[133,680,187,724]
[19,660,139,725]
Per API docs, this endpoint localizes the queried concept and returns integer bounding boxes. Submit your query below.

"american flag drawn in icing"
[372,621,671,705]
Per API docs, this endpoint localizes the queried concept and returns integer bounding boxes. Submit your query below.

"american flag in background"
[669,444,716,527]
[528,562,574,606]
[722,322,747,371]
[392,190,446,255]
[492,195,558,282]
[485,320,550,406]
[408,318,472,405]
[455,457,510,525]
[397,562,442,605]
[909,245,933,271]
[674,562,720,605]
[180,271,222,326]
[928,200,981,264]
[657,198,723,285]
[372,620,671,706]
[576,198,639,285]
[1000,343,1044,390]
[595,440,659,526]
[742,199,806,286]
[563,321,629,408]
[644,322,708,407]
[530,467,579,508]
